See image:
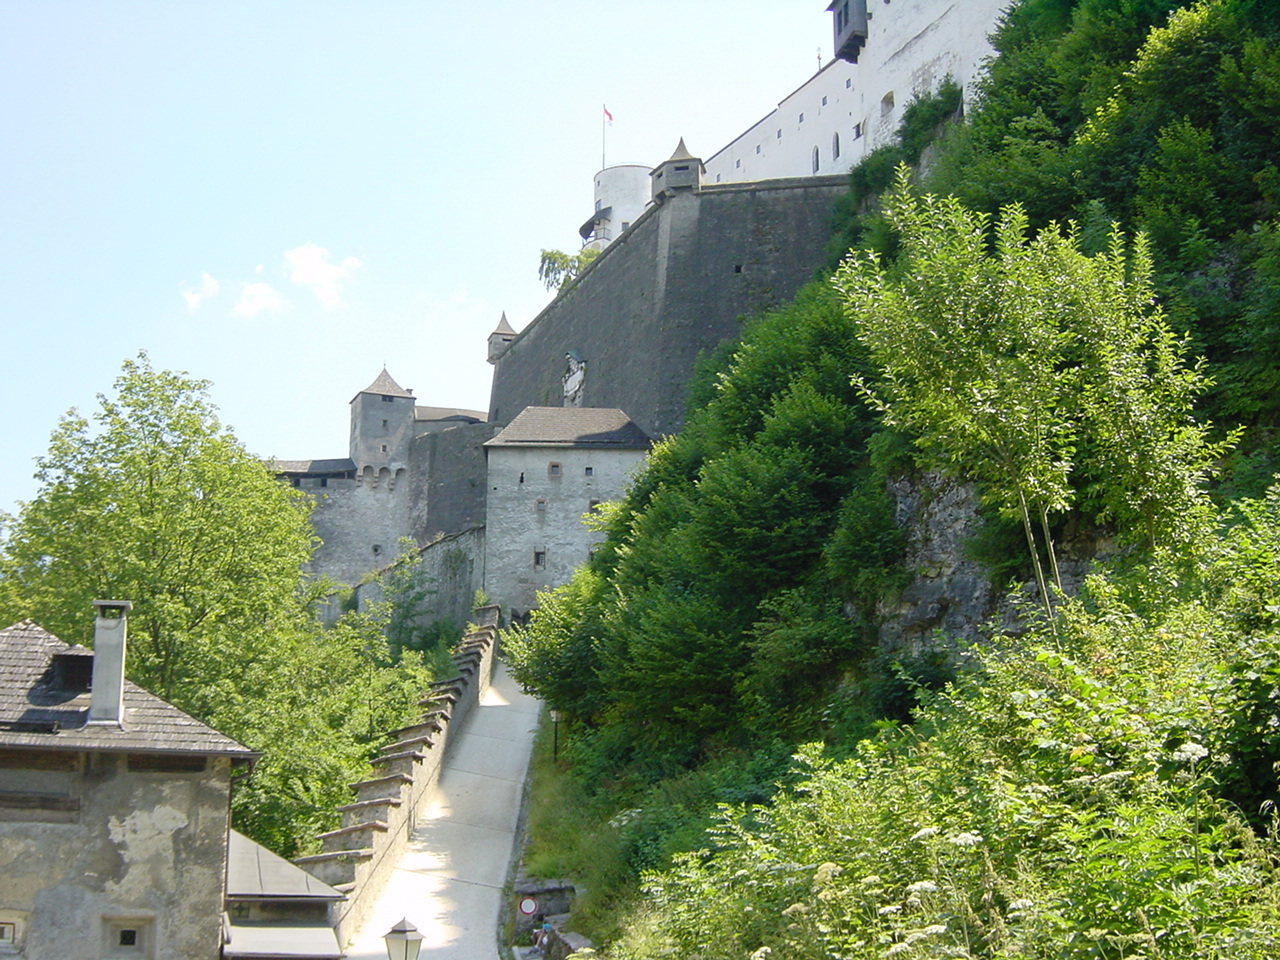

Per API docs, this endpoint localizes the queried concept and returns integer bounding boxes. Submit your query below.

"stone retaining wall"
[294,605,501,947]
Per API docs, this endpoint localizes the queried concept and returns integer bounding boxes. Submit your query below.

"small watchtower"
[650,139,704,202]
[349,368,415,471]
[828,0,869,63]
[488,313,517,364]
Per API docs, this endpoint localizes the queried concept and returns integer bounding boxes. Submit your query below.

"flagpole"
[601,105,606,170]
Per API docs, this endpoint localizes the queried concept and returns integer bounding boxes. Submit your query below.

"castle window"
[519,472,525,484]
[102,917,151,957]
[319,477,328,488]
[589,499,601,513]
[776,129,782,139]
[0,922,15,945]
[534,551,546,567]
[846,78,852,89]
[381,444,388,453]
[755,144,761,154]
[382,419,388,429]
[734,264,743,274]
[735,158,741,169]
[798,112,805,123]
[372,544,382,556]
[853,122,863,139]
[548,462,562,478]
[621,222,630,230]
[674,164,689,172]
[535,499,547,514]
[381,395,394,402]
[881,91,895,115]
[715,174,721,182]
[584,466,594,476]
[822,96,828,106]
[812,146,820,173]
[833,132,841,160]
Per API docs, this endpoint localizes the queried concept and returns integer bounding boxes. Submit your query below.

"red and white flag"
[603,105,614,124]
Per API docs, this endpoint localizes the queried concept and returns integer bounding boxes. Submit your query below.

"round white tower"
[579,163,653,252]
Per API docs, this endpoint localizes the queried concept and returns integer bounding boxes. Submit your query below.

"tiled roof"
[0,620,255,758]
[414,406,486,423]
[273,458,357,475]
[226,829,345,900]
[484,407,651,449]
[352,368,413,401]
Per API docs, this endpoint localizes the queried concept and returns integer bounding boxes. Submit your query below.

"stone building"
[483,407,651,615]
[0,603,255,960]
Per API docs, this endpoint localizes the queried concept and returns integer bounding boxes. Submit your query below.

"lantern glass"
[384,918,423,960]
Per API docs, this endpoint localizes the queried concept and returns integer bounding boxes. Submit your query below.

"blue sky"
[0,2,835,515]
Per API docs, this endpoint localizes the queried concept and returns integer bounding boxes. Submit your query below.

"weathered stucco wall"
[408,422,501,543]
[484,446,649,615]
[488,176,848,438]
[0,752,231,960]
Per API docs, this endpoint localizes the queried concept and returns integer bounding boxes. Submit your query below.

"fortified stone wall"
[488,176,849,438]
[306,474,411,587]
[407,422,501,542]
[353,526,487,634]
[295,606,499,950]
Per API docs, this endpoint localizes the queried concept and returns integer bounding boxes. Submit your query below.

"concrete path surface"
[342,661,541,960]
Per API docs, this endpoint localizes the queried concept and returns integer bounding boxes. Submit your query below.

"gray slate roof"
[227,829,345,900]
[272,458,357,475]
[492,312,516,335]
[485,406,651,449]
[0,620,255,758]
[352,368,413,401]
[414,406,486,423]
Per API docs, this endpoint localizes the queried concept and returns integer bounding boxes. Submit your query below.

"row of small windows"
[520,463,594,482]
[532,545,599,567]
[535,498,601,513]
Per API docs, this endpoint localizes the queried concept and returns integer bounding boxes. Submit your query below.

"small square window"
[534,551,546,567]
[535,499,547,513]
[822,96,828,106]
[548,462,562,478]
[103,917,151,958]
[119,930,138,947]
[584,466,594,476]
[846,78,852,89]
[798,112,805,122]
[621,221,630,230]
[755,144,761,154]
[382,419,388,429]
[381,395,394,403]
[776,129,782,139]
[380,444,388,453]
[0,922,15,944]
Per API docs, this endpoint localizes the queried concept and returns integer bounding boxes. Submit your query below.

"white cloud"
[231,281,288,319]
[181,272,220,313]
[285,242,362,308]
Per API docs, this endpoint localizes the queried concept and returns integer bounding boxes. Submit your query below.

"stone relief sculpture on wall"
[563,352,587,407]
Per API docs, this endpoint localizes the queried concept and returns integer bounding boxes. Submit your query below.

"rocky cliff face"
[880,471,1108,651]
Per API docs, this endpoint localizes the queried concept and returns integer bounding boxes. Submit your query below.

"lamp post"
[550,709,561,760]
[384,918,423,960]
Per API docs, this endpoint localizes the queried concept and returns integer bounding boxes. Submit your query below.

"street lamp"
[550,709,562,760]
[384,918,423,960]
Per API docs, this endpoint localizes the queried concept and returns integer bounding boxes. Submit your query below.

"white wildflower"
[885,944,911,956]
[878,904,902,916]
[909,826,939,841]
[949,832,984,847]
[750,947,773,960]
[1172,742,1209,764]
[923,924,947,936]
[905,880,938,895]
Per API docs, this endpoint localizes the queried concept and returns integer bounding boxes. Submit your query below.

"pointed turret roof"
[492,312,516,336]
[353,367,413,402]
[666,137,697,162]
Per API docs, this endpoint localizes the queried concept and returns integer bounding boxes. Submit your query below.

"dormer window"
[381,395,394,403]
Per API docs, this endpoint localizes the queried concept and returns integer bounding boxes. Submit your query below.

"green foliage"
[0,355,438,858]
[0,352,315,699]
[539,247,601,292]
[600,576,1280,959]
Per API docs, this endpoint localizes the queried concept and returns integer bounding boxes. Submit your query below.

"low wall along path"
[299,607,542,958]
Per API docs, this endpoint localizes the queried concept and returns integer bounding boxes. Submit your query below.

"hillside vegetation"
[507,1,1280,955]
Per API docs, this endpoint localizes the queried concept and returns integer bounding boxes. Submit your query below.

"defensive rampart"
[294,605,500,947]
[488,175,848,438]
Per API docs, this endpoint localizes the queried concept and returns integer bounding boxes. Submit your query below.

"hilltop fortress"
[281,0,1008,622]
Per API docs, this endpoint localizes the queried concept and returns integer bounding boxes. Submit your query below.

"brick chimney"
[87,600,132,726]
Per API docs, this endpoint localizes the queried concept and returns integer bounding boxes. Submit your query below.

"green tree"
[538,247,601,291]
[0,353,315,700]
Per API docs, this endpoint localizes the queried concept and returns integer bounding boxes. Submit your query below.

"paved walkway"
[342,661,541,959]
